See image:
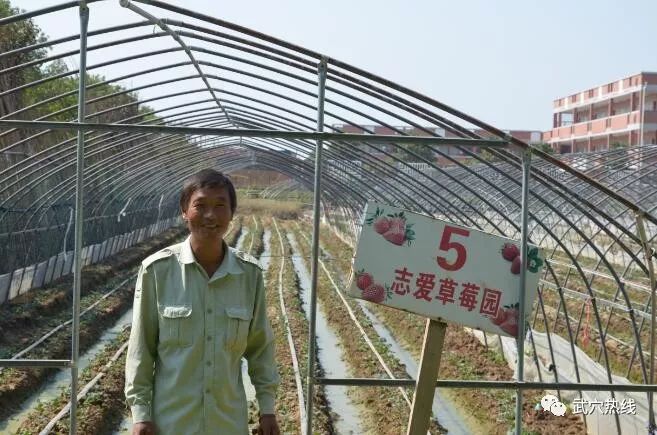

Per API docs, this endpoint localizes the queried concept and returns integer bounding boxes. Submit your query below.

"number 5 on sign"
[437,226,470,271]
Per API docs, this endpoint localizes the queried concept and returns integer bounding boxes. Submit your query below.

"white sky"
[9,0,657,131]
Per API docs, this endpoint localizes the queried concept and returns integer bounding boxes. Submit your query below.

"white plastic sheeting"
[0,273,11,303]
[33,260,48,289]
[19,265,35,296]
[0,216,179,304]
[8,269,23,300]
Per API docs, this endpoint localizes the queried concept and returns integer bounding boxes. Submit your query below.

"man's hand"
[258,414,280,435]
[133,421,156,435]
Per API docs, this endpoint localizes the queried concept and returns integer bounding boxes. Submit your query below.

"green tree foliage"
[0,0,47,116]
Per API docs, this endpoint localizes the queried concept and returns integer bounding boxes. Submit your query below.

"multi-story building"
[544,72,657,153]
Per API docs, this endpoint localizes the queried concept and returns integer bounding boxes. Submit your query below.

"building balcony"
[545,110,643,142]
[553,84,645,112]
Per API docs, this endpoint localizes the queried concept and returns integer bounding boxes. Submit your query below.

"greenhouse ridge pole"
[515,146,531,435]
[70,2,88,434]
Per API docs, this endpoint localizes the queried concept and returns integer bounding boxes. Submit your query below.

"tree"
[0,0,48,117]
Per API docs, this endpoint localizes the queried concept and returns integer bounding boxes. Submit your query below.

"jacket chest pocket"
[158,305,193,347]
[224,306,252,354]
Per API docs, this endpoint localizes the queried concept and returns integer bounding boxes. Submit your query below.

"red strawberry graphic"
[490,308,509,326]
[356,271,373,290]
[501,243,520,262]
[499,314,518,337]
[383,231,406,246]
[506,306,519,322]
[362,283,385,303]
[382,217,407,245]
[373,217,391,234]
[389,217,406,233]
[511,256,521,275]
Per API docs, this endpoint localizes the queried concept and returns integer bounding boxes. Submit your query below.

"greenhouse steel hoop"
[7,116,484,232]
[636,213,657,430]
[0,20,152,62]
[0,60,191,120]
[0,31,167,78]
[534,288,565,397]
[0,0,103,25]
[119,0,233,125]
[0,72,200,143]
[515,148,531,435]
[0,46,185,110]
[0,70,199,155]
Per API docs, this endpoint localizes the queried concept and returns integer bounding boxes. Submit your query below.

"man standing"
[125,169,280,434]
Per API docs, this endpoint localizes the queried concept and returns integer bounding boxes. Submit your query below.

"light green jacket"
[125,237,279,434]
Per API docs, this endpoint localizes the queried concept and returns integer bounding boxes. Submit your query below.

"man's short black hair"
[180,169,237,215]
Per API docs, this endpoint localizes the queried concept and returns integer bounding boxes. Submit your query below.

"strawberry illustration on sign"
[365,207,415,246]
[500,243,520,262]
[362,282,392,303]
[506,246,544,275]
[510,256,522,275]
[489,302,520,337]
[356,269,374,290]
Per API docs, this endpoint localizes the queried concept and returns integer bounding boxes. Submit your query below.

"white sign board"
[348,202,545,337]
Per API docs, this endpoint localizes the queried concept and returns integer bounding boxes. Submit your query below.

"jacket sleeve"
[244,269,280,415]
[124,264,159,423]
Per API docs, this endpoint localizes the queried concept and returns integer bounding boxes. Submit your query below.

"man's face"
[182,186,233,242]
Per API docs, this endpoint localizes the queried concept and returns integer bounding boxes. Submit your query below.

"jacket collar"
[180,236,244,277]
